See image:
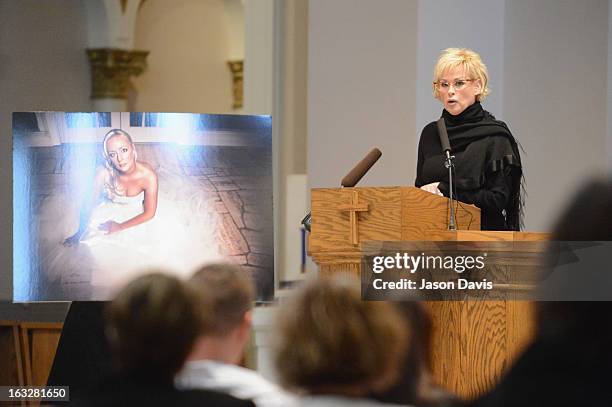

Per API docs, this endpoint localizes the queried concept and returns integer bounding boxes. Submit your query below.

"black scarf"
[441,102,524,231]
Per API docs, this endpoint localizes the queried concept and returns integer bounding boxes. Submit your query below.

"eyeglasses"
[434,79,475,92]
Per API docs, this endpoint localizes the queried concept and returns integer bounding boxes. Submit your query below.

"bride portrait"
[13,112,274,301]
[63,129,159,245]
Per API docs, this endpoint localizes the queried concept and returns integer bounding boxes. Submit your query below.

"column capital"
[86,48,149,99]
[227,60,244,109]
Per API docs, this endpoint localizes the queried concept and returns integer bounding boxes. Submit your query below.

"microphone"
[302,148,383,232]
[436,118,456,231]
[341,148,383,187]
[436,118,451,154]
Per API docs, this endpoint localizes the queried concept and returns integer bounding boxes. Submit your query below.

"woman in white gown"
[64,129,159,244]
[42,129,222,299]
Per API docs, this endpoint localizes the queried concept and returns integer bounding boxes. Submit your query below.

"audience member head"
[548,177,612,242]
[275,276,409,397]
[187,263,256,364]
[370,302,430,404]
[372,302,460,407]
[106,272,208,383]
[538,177,612,343]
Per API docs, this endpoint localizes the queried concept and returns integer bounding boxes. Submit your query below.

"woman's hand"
[63,232,82,247]
[420,182,443,196]
[98,221,123,234]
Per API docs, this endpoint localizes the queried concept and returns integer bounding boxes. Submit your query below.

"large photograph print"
[13,112,273,302]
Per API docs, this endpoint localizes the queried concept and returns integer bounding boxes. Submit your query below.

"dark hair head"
[549,177,612,241]
[538,177,612,342]
[106,272,209,383]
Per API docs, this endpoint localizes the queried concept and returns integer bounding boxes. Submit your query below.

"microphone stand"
[444,151,457,231]
[301,211,312,232]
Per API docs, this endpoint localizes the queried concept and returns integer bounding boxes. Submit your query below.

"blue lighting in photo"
[66,143,100,205]
[13,136,32,302]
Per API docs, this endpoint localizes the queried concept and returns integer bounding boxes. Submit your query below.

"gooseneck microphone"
[436,118,456,231]
[341,148,383,187]
[436,118,451,154]
[301,148,383,232]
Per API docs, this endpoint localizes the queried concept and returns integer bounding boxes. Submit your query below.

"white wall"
[504,0,609,231]
[132,0,234,113]
[416,0,506,136]
[0,0,92,301]
[307,0,418,189]
[224,0,245,60]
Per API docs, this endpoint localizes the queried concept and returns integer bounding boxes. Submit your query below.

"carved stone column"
[227,60,244,109]
[86,48,149,110]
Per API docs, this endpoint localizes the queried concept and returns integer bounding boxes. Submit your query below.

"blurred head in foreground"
[106,272,208,383]
[372,302,431,402]
[539,177,612,341]
[371,301,461,407]
[548,177,612,242]
[275,276,409,397]
[469,177,612,407]
[186,263,256,364]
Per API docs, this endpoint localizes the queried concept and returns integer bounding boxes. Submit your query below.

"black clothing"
[49,303,255,407]
[415,102,523,230]
[69,375,256,407]
[47,302,113,401]
[470,331,612,407]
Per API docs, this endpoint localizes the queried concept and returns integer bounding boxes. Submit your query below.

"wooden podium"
[308,186,548,400]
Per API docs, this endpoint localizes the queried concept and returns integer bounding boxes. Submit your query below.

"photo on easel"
[13,112,273,302]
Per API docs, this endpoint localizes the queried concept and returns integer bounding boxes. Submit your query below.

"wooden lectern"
[308,186,548,400]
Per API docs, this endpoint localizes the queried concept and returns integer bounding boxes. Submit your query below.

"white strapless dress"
[38,166,224,299]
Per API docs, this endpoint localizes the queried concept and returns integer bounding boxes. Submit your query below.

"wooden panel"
[426,302,462,393]
[460,299,508,399]
[402,187,480,240]
[20,326,33,387]
[31,330,61,386]
[422,231,541,399]
[20,323,63,387]
[319,262,361,279]
[310,187,402,252]
[0,321,25,387]
[425,230,514,242]
[514,232,551,241]
[427,298,535,401]
[356,188,403,242]
[506,300,535,361]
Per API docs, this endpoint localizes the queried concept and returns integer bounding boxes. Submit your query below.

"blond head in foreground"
[275,276,409,396]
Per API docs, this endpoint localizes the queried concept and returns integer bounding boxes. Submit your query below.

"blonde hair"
[432,48,490,101]
[101,128,136,196]
[189,263,255,336]
[275,276,409,393]
[102,128,134,160]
